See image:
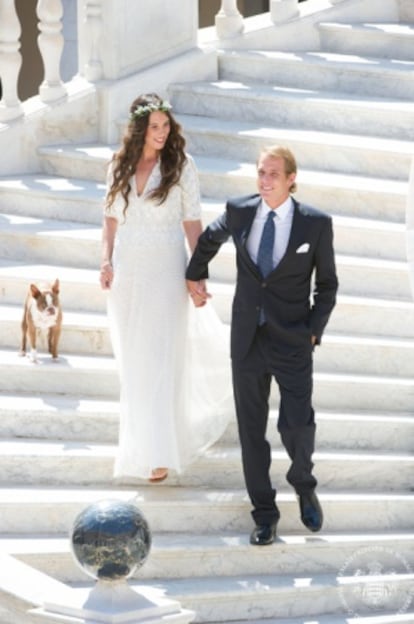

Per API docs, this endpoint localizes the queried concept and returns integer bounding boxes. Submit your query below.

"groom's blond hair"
[259,146,297,193]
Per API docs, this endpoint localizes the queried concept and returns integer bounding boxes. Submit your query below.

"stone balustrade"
[0,0,67,122]
[0,0,307,123]
[0,0,23,121]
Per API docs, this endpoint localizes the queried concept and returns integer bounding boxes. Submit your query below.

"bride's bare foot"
[149,467,168,483]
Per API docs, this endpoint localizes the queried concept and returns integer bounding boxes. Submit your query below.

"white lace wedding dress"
[105,155,231,479]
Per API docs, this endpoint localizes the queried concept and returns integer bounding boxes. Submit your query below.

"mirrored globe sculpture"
[70,499,152,581]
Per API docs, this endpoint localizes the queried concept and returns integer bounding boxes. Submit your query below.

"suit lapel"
[233,197,308,278]
[269,199,306,275]
[235,197,262,275]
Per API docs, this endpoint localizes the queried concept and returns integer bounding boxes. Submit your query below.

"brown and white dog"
[20,279,62,363]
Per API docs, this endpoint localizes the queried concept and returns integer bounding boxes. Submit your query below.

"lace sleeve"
[104,161,124,222]
[180,154,202,221]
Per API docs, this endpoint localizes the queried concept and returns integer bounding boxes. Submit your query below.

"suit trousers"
[232,324,317,524]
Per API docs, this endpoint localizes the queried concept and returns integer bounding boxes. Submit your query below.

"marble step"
[177,114,414,182]
[218,50,414,100]
[205,247,410,300]
[318,22,414,61]
[0,259,106,313]
[38,144,112,184]
[325,293,414,339]
[1,487,413,534]
[0,171,408,234]
[0,391,412,455]
[1,346,414,409]
[5,297,414,375]
[0,195,408,265]
[31,146,408,223]
[194,155,409,223]
[0,391,412,453]
[313,333,414,377]
[222,616,414,624]
[0,244,411,310]
[0,438,412,491]
[34,146,410,225]
[74,572,414,622]
[38,143,112,184]
[0,348,117,398]
[169,81,414,140]
[200,203,407,261]
[0,212,101,269]
[192,275,414,340]
[1,305,112,356]
[3,261,414,340]
[0,174,106,225]
[3,531,414,583]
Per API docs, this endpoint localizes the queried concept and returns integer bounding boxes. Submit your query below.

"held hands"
[100,262,114,290]
[186,279,211,307]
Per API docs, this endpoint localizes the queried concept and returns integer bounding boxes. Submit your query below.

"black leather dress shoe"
[298,491,323,532]
[250,522,278,546]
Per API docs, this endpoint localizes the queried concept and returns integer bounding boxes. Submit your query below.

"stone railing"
[0,0,341,124]
[216,0,302,38]
[0,0,67,122]
[215,0,339,38]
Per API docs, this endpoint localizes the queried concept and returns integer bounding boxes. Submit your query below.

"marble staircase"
[0,9,413,624]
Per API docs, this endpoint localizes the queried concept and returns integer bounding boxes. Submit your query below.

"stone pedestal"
[30,499,196,624]
[32,580,195,624]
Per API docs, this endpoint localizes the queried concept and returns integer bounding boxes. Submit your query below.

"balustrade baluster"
[36,0,67,102]
[215,0,244,39]
[84,0,103,81]
[0,0,23,121]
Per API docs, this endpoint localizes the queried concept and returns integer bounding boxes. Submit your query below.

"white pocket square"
[296,243,310,254]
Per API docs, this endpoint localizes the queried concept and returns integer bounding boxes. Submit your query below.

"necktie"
[257,210,275,277]
[257,211,275,325]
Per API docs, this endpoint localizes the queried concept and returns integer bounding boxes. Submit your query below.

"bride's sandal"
[149,467,168,483]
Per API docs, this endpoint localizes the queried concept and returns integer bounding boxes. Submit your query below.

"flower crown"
[129,100,172,121]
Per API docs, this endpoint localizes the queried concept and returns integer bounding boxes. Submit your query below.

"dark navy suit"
[186,194,338,524]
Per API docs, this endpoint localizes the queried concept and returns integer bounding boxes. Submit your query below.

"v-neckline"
[135,160,158,197]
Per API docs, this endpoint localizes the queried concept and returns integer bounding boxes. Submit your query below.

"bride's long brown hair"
[105,93,187,216]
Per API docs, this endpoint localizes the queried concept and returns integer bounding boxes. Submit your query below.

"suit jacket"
[186,194,338,361]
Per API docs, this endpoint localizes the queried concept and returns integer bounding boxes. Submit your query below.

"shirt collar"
[260,196,293,221]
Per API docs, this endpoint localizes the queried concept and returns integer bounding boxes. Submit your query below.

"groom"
[186,145,338,545]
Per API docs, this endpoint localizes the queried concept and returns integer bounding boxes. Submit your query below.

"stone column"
[0,0,23,121]
[84,0,103,81]
[36,0,67,102]
[270,0,299,24]
[215,0,244,39]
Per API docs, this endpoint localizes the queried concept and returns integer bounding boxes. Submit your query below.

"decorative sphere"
[70,499,151,581]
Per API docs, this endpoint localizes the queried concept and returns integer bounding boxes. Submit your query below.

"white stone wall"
[398,0,414,21]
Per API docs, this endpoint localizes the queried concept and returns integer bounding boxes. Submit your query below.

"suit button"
[256,306,260,311]
[262,282,267,288]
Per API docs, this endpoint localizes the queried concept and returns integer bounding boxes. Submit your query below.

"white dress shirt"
[246,196,294,270]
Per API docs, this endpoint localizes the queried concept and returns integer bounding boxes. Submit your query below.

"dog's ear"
[52,279,60,294]
[30,284,42,299]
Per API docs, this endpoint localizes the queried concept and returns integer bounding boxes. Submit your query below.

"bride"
[100,93,231,483]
